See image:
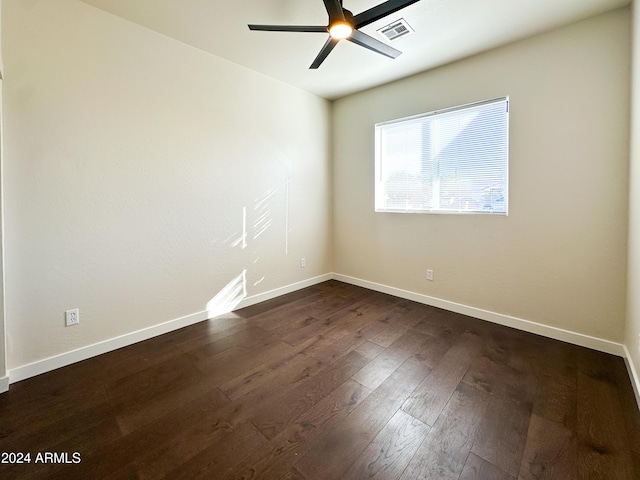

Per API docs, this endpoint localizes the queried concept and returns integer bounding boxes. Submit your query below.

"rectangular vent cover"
[377,18,414,42]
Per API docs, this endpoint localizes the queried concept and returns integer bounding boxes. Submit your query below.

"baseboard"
[8,309,210,384]
[6,271,629,387]
[236,273,333,310]
[8,274,332,384]
[333,273,626,357]
[623,345,640,410]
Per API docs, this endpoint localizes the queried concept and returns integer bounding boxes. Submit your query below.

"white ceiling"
[78,0,630,99]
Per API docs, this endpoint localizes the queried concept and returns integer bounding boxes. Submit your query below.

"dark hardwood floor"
[1,280,639,479]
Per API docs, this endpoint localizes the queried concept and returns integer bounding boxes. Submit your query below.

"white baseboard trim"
[5,272,630,389]
[9,309,209,384]
[333,273,626,357]
[623,345,640,410]
[236,273,333,310]
[8,274,332,385]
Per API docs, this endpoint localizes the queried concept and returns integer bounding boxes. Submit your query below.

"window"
[375,97,509,214]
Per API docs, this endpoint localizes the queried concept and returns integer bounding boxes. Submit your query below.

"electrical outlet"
[300,257,306,268]
[426,269,434,281]
[65,308,80,327]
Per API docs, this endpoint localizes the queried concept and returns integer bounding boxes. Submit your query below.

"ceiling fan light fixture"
[248,0,420,68]
[329,21,353,39]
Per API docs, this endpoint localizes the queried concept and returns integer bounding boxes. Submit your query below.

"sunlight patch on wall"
[242,207,247,249]
[226,207,248,249]
[208,176,293,317]
[254,187,277,240]
[206,270,247,319]
[285,176,291,255]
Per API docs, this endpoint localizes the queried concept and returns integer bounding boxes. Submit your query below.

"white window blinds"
[375,97,509,214]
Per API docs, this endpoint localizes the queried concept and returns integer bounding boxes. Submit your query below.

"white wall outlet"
[65,308,80,327]
[300,257,306,268]
[426,269,434,281]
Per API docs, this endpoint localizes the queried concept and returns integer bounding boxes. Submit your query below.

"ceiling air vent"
[377,18,414,42]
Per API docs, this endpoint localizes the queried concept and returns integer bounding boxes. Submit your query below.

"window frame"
[374,96,509,215]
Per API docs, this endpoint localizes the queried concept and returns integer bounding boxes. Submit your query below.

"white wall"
[2,0,332,371]
[626,1,640,399]
[0,0,6,393]
[333,9,630,343]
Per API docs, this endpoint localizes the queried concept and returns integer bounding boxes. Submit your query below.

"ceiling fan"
[248,0,421,69]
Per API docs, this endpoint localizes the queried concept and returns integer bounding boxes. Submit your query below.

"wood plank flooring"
[1,280,639,479]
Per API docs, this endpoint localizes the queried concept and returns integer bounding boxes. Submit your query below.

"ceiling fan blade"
[348,29,401,59]
[323,0,346,23]
[310,37,340,69]
[353,0,421,29]
[248,25,328,33]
